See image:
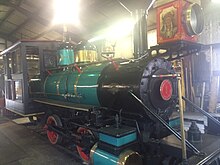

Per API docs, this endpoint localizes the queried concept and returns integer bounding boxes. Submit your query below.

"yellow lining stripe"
[34,99,89,112]
[74,73,82,97]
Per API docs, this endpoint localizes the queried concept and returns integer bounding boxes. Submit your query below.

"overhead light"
[107,18,134,39]
[88,35,105,43]
[53,0,80,25]
[89,18,134,42]
[211,0,220,3]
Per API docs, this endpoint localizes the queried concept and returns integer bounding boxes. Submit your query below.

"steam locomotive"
[33,44,180,162]
[2,39,220,164]
[1,38,181,164]
[40,55,180,164]
[2,1,220,164]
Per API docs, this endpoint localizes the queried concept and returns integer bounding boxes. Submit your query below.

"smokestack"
[133,9,148,59]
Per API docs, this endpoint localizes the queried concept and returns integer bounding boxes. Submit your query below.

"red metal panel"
[157,0,197,44]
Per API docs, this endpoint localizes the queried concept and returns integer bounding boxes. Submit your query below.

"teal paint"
[44,62,109,106]
[58,49,74,66]
[169,117,180,128]
[92,148,119,165]
[99,132,137,147]
[76,65,101,105]
[44,71,69,101]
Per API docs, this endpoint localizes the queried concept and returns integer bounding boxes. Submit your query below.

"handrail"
[196,148,220,165]
[182,96,220,128]
[129,91,200,155]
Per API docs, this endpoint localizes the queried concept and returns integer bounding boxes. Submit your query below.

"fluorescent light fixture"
[89,18,134,42]
[211,0,220,3]
[53,0,80,25]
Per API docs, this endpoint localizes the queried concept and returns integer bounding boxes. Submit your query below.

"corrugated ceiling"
[0,0,208,45]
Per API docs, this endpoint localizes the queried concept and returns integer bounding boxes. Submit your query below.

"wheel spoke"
[46,115,62,145]
[76,127,93,163]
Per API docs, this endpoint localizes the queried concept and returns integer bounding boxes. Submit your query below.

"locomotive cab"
[1,40,60,116]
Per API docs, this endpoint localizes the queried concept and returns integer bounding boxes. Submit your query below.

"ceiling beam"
[0,0,23,27]
[7,19,30,38]
[0,1,48,25]
[32,26,80,44]
[0,32,17,42]
[32,28,54,40]
[0,1,83,43]
[8,2,53,39]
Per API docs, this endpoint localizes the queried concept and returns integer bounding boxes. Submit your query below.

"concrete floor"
[184,111,206,133]
[0,109,208,165]
[0,115,82,165]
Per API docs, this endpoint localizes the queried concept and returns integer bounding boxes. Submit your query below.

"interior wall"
[147,29,157,49]
[199,2,220,44]
[114,35,133,59]
[0,38,12,52]
[97,29,157,60]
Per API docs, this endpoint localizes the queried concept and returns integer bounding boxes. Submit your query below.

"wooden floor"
[0,115,82,165]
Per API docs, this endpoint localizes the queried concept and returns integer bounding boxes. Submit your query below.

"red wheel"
[46,115,62,145]
[76,127,93,163]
